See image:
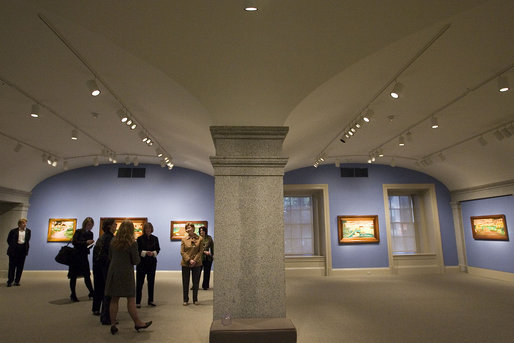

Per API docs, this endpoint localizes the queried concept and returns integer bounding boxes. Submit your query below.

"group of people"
[6,218,215,334]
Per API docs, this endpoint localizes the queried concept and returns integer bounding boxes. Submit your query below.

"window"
[283,196,314,256]
[389,195,417,254]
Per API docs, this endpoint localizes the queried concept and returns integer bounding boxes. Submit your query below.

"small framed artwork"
[99,217,148,238]
[170,221,207,240]
[338,215,379,244]
[47,218,77,242]
[471,215,509,241]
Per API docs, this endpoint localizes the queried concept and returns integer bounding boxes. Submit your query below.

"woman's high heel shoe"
[88,292,94,299]
[70,295,79,302]
[110,325,118,335]
[135,321,152,332]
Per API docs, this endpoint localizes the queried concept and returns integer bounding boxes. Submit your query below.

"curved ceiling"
[0,0,512,192]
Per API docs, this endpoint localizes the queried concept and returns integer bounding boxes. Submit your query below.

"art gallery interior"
[1,1,513,342]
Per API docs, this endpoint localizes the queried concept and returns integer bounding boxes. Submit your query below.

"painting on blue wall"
[338,215,379,244]
[47,218,77,242]
[471,215,509,241]
[170,221,207,240]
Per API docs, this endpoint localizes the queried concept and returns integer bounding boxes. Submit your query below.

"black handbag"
[55,242,76,266]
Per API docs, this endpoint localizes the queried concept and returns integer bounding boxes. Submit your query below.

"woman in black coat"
[69,217,95,302]
[135,222,160,307]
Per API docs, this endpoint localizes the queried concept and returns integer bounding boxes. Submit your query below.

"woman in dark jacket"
[136,222,160,307]
[92,218,116,323]
[199,226,214,290]
[69,217,95,302]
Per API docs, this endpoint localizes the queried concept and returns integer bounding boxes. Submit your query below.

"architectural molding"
[451,179,514,203]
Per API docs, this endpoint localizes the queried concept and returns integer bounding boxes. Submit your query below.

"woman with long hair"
[69,217,95,302]
[105,220,152,334]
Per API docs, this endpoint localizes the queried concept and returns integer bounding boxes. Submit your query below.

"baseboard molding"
[444,266,460,273]
[330,267,391,276]
[467,266,514,282]
[285,267,326,277]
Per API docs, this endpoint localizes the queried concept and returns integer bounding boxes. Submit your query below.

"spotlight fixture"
[431,117,439,129]
[14,143,22,152]
[363,109,373,123]
[118,109,128,123]
[167,163,174,170]
[130,123,137,130]
[498,75,510,92]
[378,149,384,157]
[501,127,512,138]
[138,131,148,142]
[355,123,361,129]
[406,131,413,142]
[493,130,504,141]
[244,0,258,11]
[93,157,99,167]
[160,160,166,168]
[367,158,372,164]
[478,136,488,146]
[340,138,346,143]
[155,148,163,157]
[63,160,69,170]
[348,131,354,136]
[390,82,403,99]
[350,128,356,133]
[398,136,405,146]
[71,129,78,140]
[335,160,340,168]
[125,156,131,165]
[390,158,396,168]
[133,157,139,166]
[30,104,39,118]
[126,118,133,126]
[86,79,101,96]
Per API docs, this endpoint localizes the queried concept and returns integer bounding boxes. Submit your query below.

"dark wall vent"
[118,167,146,178]
[340,167,368,178]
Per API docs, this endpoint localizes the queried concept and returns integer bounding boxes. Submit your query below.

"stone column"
[210,126,289,320]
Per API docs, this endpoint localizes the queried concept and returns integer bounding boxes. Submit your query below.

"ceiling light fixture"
[244,0,258,11]
[118,109,128,123]
[390,82,403,99]
[156,148,163,157]
[431,117,439,129]
[340,138,346,143]
[398,136,405,146]
[133,157,139,166]
[93,157,99,167]
[498,75,510,92]
[30,104,39,118]
[71,129,78,140]
[125,156,131,165]
[86,79,101,96]
[363,109,373,122]
[138,131,148,142]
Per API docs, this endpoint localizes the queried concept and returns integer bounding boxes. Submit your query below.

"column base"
[209,317,297,343]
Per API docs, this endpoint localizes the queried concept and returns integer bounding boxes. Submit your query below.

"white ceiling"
[0,0,513,193]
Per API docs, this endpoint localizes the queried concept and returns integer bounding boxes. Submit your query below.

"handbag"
[55,242,76,266]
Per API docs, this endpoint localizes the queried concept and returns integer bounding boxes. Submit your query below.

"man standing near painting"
[6,218,31,287]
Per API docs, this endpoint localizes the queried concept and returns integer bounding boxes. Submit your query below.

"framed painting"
[338,215,379,244]
[47,218,77,242]
[471,215,509,241]
[99,217,147,239]
[170,220,207,240]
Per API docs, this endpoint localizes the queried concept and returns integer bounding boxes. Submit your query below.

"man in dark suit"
[6,218,31,287]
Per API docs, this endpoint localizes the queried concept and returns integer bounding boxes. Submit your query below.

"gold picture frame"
[338,215,379,244]
[471,215,509,241]
[99,217,147,238]
[47,218,77,242]
[170,220,207,241]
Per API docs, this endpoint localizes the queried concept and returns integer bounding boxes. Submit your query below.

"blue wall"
[461,195,514,273]
[26,164,215,270]
[284,164,458,269]
[26,162,461,271]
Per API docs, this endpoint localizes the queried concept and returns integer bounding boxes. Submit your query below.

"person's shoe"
[88,292,94,299]
[13,282,20,286]
[6,282,12,287]
[136,303,141,308]
[148,302,156,307]
[183,302,189,306]
[193,301,199,305]
[203,287,208,290]
[101,321,111,326]
[110,325,118,335]
[93,311,100,316]
[135,321,152,332]
[190,287,193,290]
[70,294,79,302]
